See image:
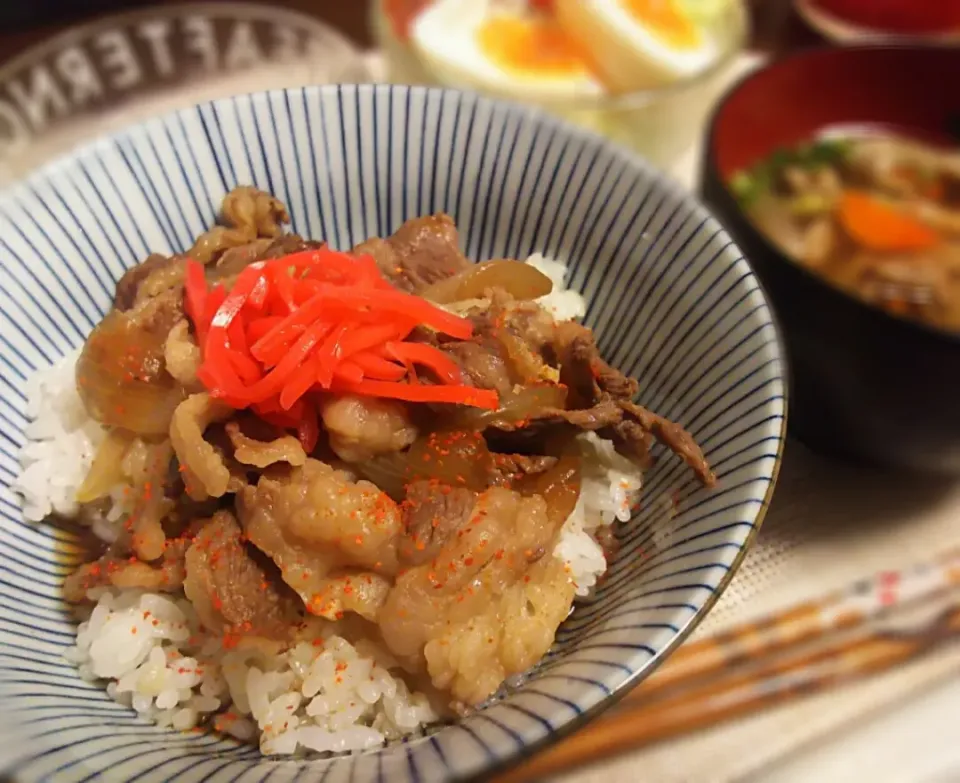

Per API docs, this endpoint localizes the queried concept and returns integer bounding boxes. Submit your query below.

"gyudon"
[14,187,713,755]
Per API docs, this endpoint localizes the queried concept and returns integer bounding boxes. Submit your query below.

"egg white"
[410,0,603,101]
[554,0,718,92]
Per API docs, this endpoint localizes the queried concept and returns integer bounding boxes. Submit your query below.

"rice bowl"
[14,250,651,756]
[0,82,783,780]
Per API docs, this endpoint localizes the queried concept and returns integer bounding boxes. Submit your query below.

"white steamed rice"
[12,254,642,755]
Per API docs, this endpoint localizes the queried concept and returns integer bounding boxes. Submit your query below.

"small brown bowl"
[701,45,960,473]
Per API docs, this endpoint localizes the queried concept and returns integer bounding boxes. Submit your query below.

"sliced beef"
[434,307,713,484]
[548,323,714,484]
[438,293,555,395]
[116,231,316,314]
[398,481,477,566]
[212,235,324,283]
[493,399,624,433]
[183,511,302,638]
[189,186,290,264]
[553,320,638,405]
[380,488,566,704]
[616,401,716,487]
[221,186,289,238]
[114,254,180,311]
[63,539,188,604]
[237,458,402,620]
[483,400,624,458]
[600,417,655,470]
[493,298,556,353]
[353,213,471,293]
[169,393,234,501]
[485,390,713,485]
[596,364,641,400]
[442,339,513,395]
[489,454,558,484]
[320,395,418,463]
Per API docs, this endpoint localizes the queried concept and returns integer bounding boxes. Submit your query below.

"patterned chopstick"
[626,548,960,702]
[498,598,960,783]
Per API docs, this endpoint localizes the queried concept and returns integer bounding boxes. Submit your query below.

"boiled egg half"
[410,0,603,100]
[554,0,719,91]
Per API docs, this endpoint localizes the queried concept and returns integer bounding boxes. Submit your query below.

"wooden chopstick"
[496,601,960,783]
[625,549,960,703]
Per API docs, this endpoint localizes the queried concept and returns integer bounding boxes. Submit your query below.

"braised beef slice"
[114,254,179,311]
[494,400,624,434]
[617,401,716,487]
[599,418,655,469]
[553,321,639,406]
[549,323,715,484]
[442,339,513,395]
[260,235,324,261]
[438,296,555,394]
[501,299,557,353]
[353,214,471,293]
[183,511,302,636]
[62,538,189,603]
[490,454,558,484]
[213,235,324,282]
[116,235,321,314]
[398,481,477,566]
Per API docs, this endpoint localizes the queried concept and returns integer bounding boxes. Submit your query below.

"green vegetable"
[800,138,853,167]
[729,138,852,207]
[789,193,833,216]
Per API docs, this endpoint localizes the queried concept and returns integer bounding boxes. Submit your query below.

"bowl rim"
[793,0,960,44]
[702,43,960,347]
[0,82,787,781]
[371,0,750,111]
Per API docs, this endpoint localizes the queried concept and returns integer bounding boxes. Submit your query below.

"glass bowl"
[369,0,749,169]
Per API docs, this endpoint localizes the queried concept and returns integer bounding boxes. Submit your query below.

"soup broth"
[731,133,960,331]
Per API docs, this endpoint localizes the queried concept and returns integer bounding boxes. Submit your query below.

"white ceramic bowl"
[0,84,785,782]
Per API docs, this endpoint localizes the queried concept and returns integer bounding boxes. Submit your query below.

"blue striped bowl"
[0,85,786,782]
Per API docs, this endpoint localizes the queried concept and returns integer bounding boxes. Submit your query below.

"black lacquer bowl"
[702,45,960,473]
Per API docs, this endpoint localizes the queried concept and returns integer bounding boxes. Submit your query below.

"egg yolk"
[622,0,702,50]
[477,16,589,76]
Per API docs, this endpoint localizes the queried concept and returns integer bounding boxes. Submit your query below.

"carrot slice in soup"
[838,190,940,252]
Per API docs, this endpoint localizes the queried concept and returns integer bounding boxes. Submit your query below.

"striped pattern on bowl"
[0,84,785,782]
